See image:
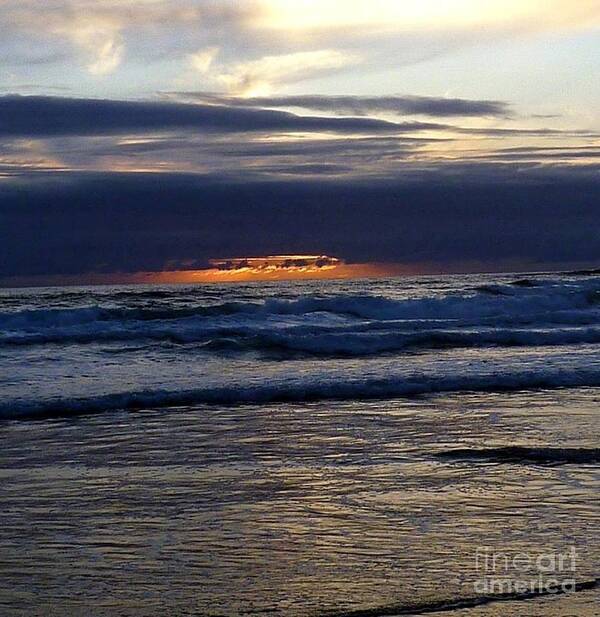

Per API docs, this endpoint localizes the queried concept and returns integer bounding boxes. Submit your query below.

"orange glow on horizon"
[5,257,593,288]
[0,257,423,288]
[134,258,415,284]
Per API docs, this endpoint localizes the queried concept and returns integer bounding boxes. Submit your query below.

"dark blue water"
[1,273,599,615]
[2,273,600,419]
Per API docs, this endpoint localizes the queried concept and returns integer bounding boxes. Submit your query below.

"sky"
[1,0,600,285]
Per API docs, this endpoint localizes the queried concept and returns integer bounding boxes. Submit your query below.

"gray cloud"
[0,95,445,137]
[0,1,256,73]
[2,94,589,144]
[173,92,512,118]
[1,168,599,280]
[1,95,598,185]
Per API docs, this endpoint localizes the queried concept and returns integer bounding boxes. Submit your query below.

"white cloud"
[256,0,600,33]
[213,50,361,97]
[2,0,600,85]
[1,1,208,75]
[189,46,219,73]
[58,17,124,75]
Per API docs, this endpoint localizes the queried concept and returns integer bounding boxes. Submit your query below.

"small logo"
[473,546,577,595]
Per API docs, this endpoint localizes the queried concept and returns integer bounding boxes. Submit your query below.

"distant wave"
[3,367,600,420]
[2,277,599,326]
[3,322,600,355]
[562,268,600,276]
[435,446,600,465]
[2,278,600,354]
[0,302,259,329]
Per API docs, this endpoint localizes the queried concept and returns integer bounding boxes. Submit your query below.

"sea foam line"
[3,368,600,420]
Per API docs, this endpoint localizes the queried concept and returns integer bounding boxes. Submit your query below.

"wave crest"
[2,278,599,355]
[3,367,600,420]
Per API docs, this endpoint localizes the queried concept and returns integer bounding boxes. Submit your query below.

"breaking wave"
[1,277,599,355]
[4,325,600,354]
[3,366,600,420]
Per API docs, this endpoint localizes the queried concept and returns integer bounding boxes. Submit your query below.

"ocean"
[1,272,599,616]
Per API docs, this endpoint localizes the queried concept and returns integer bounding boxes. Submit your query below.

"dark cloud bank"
[0,95,589,143]
[1,94,598,283]
[0,95,436,137]
[172,93,512,118]
[2,170,599,281]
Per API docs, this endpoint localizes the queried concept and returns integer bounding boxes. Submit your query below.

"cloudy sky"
[1,0,600,284]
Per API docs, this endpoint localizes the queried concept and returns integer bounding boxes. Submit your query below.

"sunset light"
[139,256,411,284]
[2,2,600,616]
